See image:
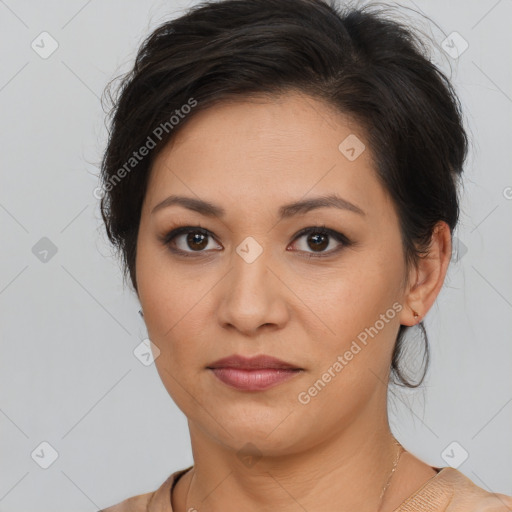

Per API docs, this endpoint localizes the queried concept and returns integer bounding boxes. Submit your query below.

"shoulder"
[99,490,155,512]
[470,493,512,511]
[414,466,512,512]
[98,466,193,512]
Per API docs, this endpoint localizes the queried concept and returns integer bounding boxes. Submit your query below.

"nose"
[216,247,290,336]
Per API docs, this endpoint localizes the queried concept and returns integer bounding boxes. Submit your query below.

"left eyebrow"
[150,193,366,218]
[278,194,365,218]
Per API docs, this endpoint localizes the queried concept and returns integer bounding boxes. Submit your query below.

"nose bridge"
[217,236,286,331]
[229,237,273,302]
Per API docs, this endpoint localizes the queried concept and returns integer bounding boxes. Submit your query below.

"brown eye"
[186,231,209,251]
[162,224,351,260]
[306,232,329,252]
[288,226,351,258]
[162,226,222,257]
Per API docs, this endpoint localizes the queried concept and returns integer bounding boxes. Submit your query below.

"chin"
[204,411,309,455]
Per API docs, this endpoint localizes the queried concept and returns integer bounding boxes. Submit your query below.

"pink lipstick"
[207,355,303,391]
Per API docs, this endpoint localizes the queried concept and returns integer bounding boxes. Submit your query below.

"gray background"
[0,0,511,510]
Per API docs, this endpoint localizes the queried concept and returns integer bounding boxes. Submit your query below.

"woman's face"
[136,91,414,455]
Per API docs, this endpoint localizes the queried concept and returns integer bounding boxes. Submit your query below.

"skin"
[135,90,452,512]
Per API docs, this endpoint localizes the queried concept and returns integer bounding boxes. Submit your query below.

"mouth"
[207,354,302,370]
[206,355,304,391]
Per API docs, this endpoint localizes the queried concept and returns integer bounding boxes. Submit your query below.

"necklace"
[377,439,404,512]
[183,440,404,511]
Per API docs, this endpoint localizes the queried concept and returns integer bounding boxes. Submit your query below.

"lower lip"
[209,368,302,391]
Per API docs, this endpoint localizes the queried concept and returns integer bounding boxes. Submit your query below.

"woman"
[98,0,512,510]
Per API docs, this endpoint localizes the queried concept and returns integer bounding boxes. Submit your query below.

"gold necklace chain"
[184,440,404,511]
[377,439,404,512]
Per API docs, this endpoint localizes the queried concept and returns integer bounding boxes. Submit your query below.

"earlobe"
[399,306,422,327]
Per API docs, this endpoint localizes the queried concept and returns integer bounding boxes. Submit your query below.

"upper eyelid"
[165,225,340,242]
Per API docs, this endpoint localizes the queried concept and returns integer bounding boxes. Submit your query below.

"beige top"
[100,465,512,511]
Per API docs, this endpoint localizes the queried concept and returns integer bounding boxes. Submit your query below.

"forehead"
[145,92,389,218]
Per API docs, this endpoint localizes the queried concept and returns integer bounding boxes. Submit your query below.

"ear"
[399,221,452,327]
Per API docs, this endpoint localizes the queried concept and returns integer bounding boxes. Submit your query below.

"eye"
[288,225,351,258]
[160,224,352,259]
[161,226,221,257]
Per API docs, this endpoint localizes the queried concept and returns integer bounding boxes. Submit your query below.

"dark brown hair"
[99,0,468,388]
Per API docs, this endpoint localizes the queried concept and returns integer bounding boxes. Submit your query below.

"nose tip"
[216,259,289,335]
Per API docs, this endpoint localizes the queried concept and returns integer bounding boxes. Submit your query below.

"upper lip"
[207,354,302,370]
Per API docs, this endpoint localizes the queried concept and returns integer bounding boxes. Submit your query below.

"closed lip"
[207,354,302,370]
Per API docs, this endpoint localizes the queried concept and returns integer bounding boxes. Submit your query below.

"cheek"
[136,240,186,360]
[147,292,212,417]
[312,249,403,327]
[301,251,404,384]
[137,231,198,334]
[136,243,217,380]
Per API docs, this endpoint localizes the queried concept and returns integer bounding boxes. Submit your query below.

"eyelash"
[160,224,352,259]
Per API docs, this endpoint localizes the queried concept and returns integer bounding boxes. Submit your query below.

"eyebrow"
[151,193,365,218]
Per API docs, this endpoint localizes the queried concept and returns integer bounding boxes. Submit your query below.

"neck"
[182,398,401,512]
